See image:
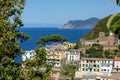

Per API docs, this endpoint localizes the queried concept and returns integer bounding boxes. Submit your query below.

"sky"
[21,0,120,27]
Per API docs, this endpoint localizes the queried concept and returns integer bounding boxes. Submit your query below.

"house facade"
[22,50,36,61]
[113,57,120,72]
[101,59,113,76]
[46,50,66,71]
[75,58,113,78]
[66,49,81,65]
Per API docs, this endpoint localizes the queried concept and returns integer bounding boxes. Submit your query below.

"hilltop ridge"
[59,17,99,29]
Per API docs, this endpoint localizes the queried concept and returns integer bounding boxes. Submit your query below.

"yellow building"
[46,50,66,71]
[63,42,76,49]
[80,58,102,76]
[45,43,67,79]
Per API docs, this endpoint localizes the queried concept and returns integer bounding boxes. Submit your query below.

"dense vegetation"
[82,16,110,40]
[0,1,52,79]
[85,44,116,58]
[61,65,76,80]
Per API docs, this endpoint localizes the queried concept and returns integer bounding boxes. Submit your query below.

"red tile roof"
[114,57,120,61]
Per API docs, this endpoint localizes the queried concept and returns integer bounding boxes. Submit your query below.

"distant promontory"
[59,17,99,29]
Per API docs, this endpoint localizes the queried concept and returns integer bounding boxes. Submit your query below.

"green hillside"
[82,16,110,40]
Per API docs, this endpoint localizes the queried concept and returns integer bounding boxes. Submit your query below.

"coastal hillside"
[59,17,99,29]
[82,16,110,40]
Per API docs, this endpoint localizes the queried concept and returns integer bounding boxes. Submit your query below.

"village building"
[63,42,76,49]
[75,58,113,79]
[66,49,81,65]
[112,57,120,72]
[22,50,36,61]
[46,50,66,71]
[45,43,67,79]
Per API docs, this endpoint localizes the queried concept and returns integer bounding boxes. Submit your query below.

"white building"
[101,59,113,76]
[22,50,36,61]
[66,49,81,65]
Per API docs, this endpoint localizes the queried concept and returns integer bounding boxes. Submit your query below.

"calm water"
[19,27,91,50]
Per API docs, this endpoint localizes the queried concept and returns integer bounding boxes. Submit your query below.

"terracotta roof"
[114,57,120,61]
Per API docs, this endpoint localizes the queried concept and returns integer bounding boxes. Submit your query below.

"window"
[94,69,96,72]
[90,60,92,63]
[86,60,88,63]
[101,69,103,71]
[83,68,84,71]
[104,69,106,71]
[86,64,88,67]
[30,52,32,55]
[97,65,99,68]
[107,64,110,67]
[97,69,99,72]
[72,56,74,58]
[83,64,85,67]
[30,56,32,59]
[86,69,88,71]
[94,64,96,67]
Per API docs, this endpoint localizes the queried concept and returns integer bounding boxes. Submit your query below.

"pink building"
[113,57,120,72]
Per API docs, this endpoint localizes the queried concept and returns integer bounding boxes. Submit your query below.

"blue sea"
[19,27,91,50]
[15,27,91,63]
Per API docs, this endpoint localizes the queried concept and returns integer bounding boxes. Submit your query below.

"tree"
[107,0,120,38]
[86,44,103,58]
[61,65,76,80]
[21,48,52,80]
[114,0,120,5]
[0,1,52,79]
[37,34,67,46]
[0,0,30,79]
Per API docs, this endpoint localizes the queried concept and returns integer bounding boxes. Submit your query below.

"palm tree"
[107,0,120,38]
[115,0,120,5]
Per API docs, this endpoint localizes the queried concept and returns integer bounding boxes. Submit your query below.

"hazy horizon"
[22,0,120,27]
